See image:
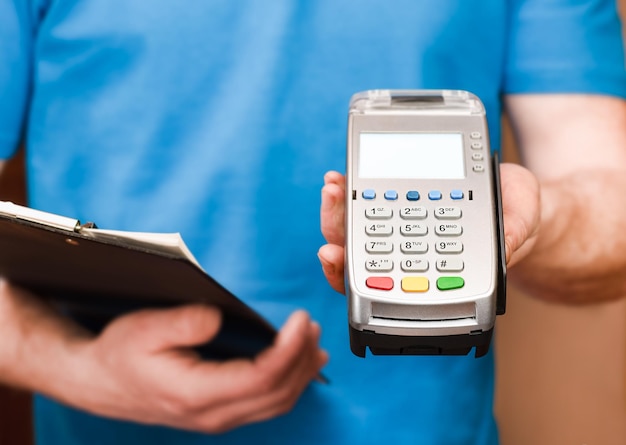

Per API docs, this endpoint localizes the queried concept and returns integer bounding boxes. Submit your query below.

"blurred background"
[1,3,625,443]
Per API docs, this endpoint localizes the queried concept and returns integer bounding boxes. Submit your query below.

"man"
[1,1,625,444]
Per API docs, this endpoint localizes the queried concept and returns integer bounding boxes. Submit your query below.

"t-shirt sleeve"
[0,0,35,160]
[504,0,626,98]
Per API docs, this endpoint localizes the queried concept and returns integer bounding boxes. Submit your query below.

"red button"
[366,276,394,290]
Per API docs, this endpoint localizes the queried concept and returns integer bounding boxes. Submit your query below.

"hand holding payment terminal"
[345,90,506,358]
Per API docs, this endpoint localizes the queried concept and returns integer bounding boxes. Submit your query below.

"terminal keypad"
[363,189,466,294]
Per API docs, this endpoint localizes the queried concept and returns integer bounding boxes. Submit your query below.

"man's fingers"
[321,171,346,246]
[323,170,345,191]
[184,311,326,407]
[187,316,327,433]
[318,244,346,294]
[251,310,327,391]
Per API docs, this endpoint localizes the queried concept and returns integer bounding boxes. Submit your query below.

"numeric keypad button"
[400,206,427,219]
[436,258,464,272]
[366,223,393,236]
[400,240,428,254]
[400,223,428,236]
[435,223,462,236]
[435,240,463,253]
[434,206,462,219]
[366,258,393,272]
[401,258,429,272]
[365,207,392,219]
[366,241,393,253]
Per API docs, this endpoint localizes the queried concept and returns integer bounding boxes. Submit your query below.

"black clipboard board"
[0,201,277,360]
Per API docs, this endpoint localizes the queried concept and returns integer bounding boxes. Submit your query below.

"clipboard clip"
[79,221,98,229]
[0,200,83,232]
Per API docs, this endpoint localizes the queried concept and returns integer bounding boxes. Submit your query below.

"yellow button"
[401,276,429,292]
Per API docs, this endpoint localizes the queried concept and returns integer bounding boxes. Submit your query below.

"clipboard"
[0,201,277,360]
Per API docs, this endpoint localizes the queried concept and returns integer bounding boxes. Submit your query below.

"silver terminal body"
[346,90,502,357]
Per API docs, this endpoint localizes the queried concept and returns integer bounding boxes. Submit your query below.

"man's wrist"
[0,280,91,396]
[0,279,22,383]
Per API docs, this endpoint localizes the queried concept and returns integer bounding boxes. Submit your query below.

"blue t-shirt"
[1,1,625,444]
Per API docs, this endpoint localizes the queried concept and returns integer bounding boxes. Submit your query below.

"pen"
[316,373,330,385]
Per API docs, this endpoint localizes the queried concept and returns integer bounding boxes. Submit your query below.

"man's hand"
[318,171,348,294]
[318,165,541,295]
[0,281,328,433]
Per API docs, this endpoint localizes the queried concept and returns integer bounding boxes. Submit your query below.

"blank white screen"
[359,133,465,179]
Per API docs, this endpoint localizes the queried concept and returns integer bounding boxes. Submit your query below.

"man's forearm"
[506,94,626,304]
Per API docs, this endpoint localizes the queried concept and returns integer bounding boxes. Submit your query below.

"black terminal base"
[350,325,494,358]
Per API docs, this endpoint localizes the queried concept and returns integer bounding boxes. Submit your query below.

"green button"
[437,276,465,290]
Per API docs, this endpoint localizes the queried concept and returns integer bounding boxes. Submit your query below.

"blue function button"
[406,190,420,201]
[428,190,442,201]
[450,189,464,200]
[362,189,376,200]
[384,190,398,200]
